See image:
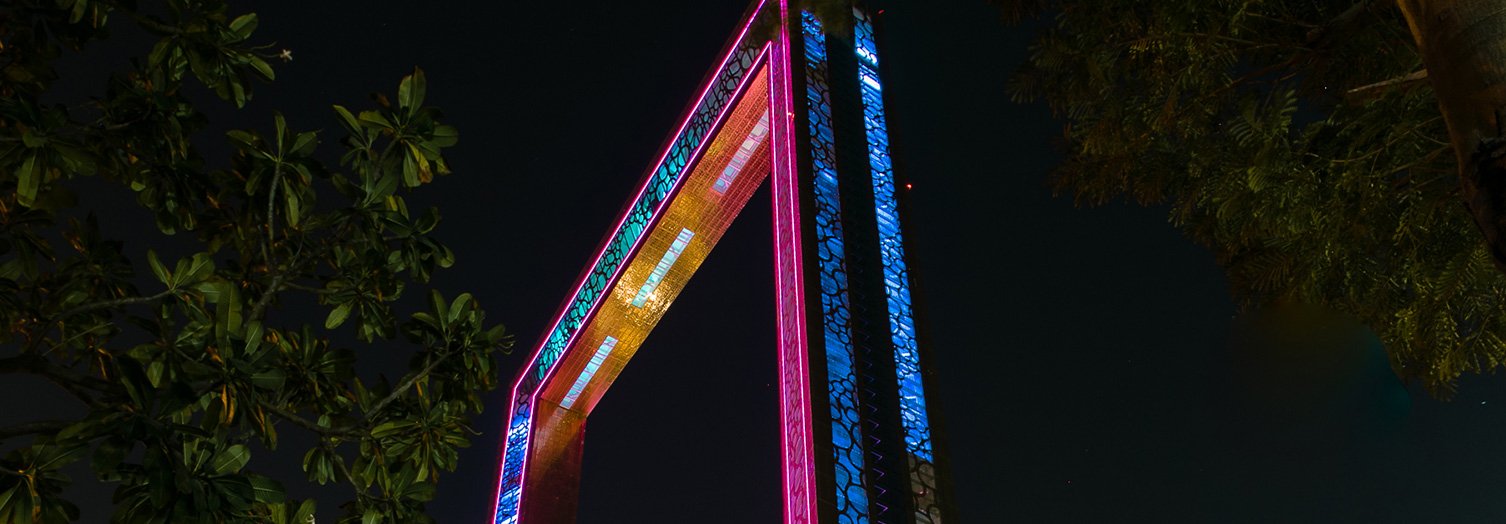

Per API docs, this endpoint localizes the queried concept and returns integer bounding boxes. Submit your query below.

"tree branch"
[248,272,287,324]
[249,215,352,323]
[321,438,364,501]
[1346,69,1429,101]
[362,350,451,422]
[257,399,354,438]
[316,350,454,435]
[53,289,176,321]
[264,162,283,266]
[0,420,74,443]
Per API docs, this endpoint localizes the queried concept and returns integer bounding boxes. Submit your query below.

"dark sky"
[9,0,1506,523]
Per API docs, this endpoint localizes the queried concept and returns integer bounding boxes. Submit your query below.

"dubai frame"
[491,1,958,522]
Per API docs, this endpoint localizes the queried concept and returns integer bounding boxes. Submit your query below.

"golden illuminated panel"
[536,65,773,416]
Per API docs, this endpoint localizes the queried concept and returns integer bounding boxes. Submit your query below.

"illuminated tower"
[491,2,958,522]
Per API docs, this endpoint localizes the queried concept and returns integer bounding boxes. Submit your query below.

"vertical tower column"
[791,5,958,523]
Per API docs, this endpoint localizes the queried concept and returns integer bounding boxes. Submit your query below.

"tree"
[0,1,512,523]
[998,0,1506,397]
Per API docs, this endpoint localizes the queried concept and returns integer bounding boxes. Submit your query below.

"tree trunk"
[1397,0,1506,274]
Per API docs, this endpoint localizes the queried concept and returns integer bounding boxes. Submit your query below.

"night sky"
[8,0,1506,522]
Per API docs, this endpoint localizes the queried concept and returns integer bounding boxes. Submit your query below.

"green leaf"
[371,420,411,438]
[415,207,440,233]
[290,132,318,157]
[404,481,436,502]
[486,324,509,344]
[250,368,285,390]
[274,112,288,154]
[363,507,381,524]
[147,250,171,286]
[449,293,473,324]
[326,302,353,329]
[399,67,427,111]
[229,13,259,40]
[248,474,285,503]
[431,125,459,147]
[210,444,250,476]
[427,289,447,323]
[333,105,362,134]
[357,111,394,131]
[16,154,41,207]
[285,184,303,227]
[147,360,165,388]
[213,280,243,339]
[21,128,47,148]
[35,442,88,472]
[293,499,316,524]
[181,253,215,285]
[148,38,177,69]
[0,486,18,520]
[249,56,275,82]
[244,321,264,353]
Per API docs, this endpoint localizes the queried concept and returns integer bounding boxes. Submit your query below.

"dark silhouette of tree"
[0,1,511,522]
[999,0,1506,398]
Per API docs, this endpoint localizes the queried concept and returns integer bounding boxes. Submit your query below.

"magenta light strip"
[560,336,619,409]
[772,1,818,522]
[494,4,770,520]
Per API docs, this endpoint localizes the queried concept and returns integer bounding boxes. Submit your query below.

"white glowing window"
[630,228,696,308]
[560,336,618,409]
[712,109,772,194]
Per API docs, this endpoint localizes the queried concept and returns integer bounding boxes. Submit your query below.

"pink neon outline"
[772,1,818,521]
[493,3,770,520]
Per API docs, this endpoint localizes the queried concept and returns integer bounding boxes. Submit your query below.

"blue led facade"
[853,8,943,522]
[803,11,871,524]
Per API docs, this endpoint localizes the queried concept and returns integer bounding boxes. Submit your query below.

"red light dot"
[906,184,913,189]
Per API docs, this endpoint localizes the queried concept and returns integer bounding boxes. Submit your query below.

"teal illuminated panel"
[631,228,697,308]
[713,109,773,194]
[560,337,619,409]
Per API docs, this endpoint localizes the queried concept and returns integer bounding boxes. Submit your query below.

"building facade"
[491,2,958,522]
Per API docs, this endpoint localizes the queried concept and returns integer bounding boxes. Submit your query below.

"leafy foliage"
[0,1,511,522]
[1000,0,1501,397]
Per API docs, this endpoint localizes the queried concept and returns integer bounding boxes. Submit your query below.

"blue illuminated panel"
[560,337,620,409]
[631,228,697,307]
[855,7,942,522]
[803,12,871,524]
[713,109,773,194]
